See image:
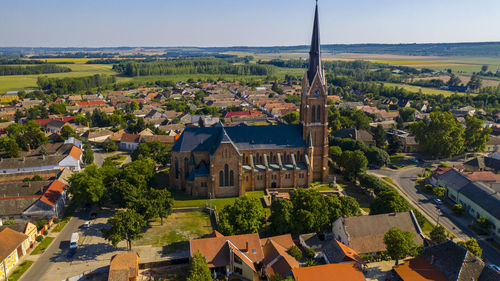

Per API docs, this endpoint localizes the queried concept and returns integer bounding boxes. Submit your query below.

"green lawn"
[7,260,33,281]
[383,82,457,96]
[338,181,373,211]
[170,188,264,211]
[30,237,54,255]
[134,211,213,253]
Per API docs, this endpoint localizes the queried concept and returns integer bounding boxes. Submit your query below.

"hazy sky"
[1,0,499,47]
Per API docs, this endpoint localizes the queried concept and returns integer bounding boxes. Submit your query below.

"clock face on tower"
[314,89,320,96]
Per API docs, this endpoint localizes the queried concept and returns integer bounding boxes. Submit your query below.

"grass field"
[133,211,213,253]
[170,189,265,211]
[382,82,459,96]
[30,236,55,255]
[7,260,34,281]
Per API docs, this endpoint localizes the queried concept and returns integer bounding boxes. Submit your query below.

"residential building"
[0,221,37,249]
[331,128,374,145]
[299,233,364,265]
[331,211,424,255]
[394,240,500,281]
[119,134,141,151]
[0,228,28,280]
[292,262,366,281]
[108,252,139,281]
[386,129,419,153]
[170,4,329,197]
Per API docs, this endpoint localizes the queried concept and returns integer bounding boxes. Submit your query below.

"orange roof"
[108,252,139,281]
[68,146,82,159]
[190,233,263,269]
[334,240,365,265]
[394,257,448,281]
[292,262,366,281]
[260,234,295,250]
[464,171,500,182]
[0,228,28,261]
[262,239,300,278]
[40,180,66,206]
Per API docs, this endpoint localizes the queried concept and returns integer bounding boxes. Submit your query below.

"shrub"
[424,184,434,193]
[31,175,42,181]
[433,187,446,197]
[43,230,48,235]
[477,216,493,229]
[305,247,316,259]
[439,162,449,167]
[36,236,43,242]
[305,259,317,267]
[452,204,465,216]
[53,218,60,224]
[287,245,302,261]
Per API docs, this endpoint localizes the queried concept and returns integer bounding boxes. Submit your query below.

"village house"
[0,227,29,279]
[119,133,141,151]
[299,233,364,266]
[331,128,374,145]
[292,262,366,281]
[385,129,419,153]
[0,221,37,250]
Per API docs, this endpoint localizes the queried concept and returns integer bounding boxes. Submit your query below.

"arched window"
[230,171,234,186]
[224,164,229,186]
[311,105,316,122]
[270,152,273,163]
[297,151,301,161]
[184,158,189,178]
[175,158,179,179]
[316,105,321,122]
[287,154,291,162]
[283,152,286,163]
[256,153,259,164]
[219,171,224,187]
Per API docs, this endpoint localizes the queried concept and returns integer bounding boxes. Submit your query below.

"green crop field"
[382,82,460,96]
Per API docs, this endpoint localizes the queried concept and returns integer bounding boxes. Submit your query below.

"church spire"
[306,1,322,85]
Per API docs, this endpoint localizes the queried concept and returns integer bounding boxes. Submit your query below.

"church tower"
[300,1,328,182]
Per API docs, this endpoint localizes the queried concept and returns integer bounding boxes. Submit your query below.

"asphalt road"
[20,208,88,281]
[370,166,500,264]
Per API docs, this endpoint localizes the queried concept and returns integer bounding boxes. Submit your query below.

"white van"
[70,232,79,249]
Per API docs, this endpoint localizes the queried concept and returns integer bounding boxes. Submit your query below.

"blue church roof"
[171,123,306,153]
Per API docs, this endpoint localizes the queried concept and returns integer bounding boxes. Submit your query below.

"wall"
[331,218,349,247]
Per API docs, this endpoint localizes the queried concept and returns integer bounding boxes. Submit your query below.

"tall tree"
[82,144,94,165]
[370,189,411,215]
[218,196,264,235]
[447,74,462,86]
[290,188,329,233]
[187,251,212,281]
[149,189,174,225]
[68,164,106,205]
[102,209,146,250]
[464,116,491,152]
[467,75,482,91]
[430,225,447,243]
[458,238,482,258]
[373,124,386,148]
[269,198,293,235]
[339,150,368,181]
[410,112,465,158]
[384,227,416,265]
[0,137,20,158]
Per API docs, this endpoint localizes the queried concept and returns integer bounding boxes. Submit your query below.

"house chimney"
[245,241,249,252]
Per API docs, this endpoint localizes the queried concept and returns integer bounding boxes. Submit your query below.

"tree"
[82,144,94,165]
[290,188,329,233]
[103,140,118,152]
[464,116,491,152]
[283,112,299,125]
[7,121,48,151]
[74,114,89,126]
[373,124,386,148]
[430,225,447,243]
[410,112,464,158]
[328,146,342,163]
[60,125,77,140]
[384,227,416,265]
[187,251,212,281]
[269,198,293,235]
[366,146,390,168]
[452,204,466,216]
[467,75,482,91]
[149,189,174,225]
[0,137,20,158]
[447,74,462,86]
[398,107,416,123]
[102,209,146,250]
[328,107,342,131]
[433,187,446,197]
[370,189,411,215]
[68,164,106,205]
[458,238,482,258]
[287,245,302,261]
[14,109,23,123]
[218,196,264,235]
[339,150,368,181]
[481,65,488,72]
[49,103,67,115]
[387,134,404,155]
[131,141,171,165]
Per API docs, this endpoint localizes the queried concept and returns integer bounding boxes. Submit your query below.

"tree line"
[0,64,71,76]
[37,74,116,95]
[113,59,275,77]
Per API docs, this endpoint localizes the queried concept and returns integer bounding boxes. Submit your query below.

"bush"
[43,230,48,235]
[36,236,43,242]
[53,218,60,224]
[305,247,316,259]
[477,216,493,229]
[439,162,449,167]
[424,184,434,193]
[452,204,465,216]
[287,245,302,261]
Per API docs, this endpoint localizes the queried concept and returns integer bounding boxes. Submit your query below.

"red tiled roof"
[120,133,141,143]
[75,100,106,106]
[464,171,500,182]
[334,240,364,264]
[68,146,82,159]
[0,228,28,261]
[224,110,262,118]
[40,179,66,206]
[34,116,75,126]
[394,256,448,281]
[292,262,366,281]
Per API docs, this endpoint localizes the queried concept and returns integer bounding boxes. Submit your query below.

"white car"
[434,199,443,205]
[82,221,91,228]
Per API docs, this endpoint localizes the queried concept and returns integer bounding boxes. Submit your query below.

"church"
[170,3,329,198]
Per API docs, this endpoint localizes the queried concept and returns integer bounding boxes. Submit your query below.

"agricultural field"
[0,61,131,93]
[382,82,459,96]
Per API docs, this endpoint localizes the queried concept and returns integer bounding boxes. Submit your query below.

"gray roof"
[0,197,39,217]
[172,123,306,153]
[0,180,50,197]
[421,240,486,281]
[46,119,66,128]
[460,181,500,220]
[0,155,65,170]
[436,169,470,191]
[478,265,500,281]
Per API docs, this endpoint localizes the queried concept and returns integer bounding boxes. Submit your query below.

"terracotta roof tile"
[292,262,366,281]
[108,252,139,281]
[39,179,65,206]
[0,228,28,261]
[394,257,448,281]
[68,146,82,159]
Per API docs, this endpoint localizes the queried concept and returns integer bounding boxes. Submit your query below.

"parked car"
[82,221,91,228]
[434,198,443,205]
[489,264,500,272]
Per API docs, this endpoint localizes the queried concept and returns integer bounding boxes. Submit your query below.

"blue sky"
[1,0,499,47]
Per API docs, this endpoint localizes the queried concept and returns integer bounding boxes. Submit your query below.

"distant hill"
[2,42,500,57]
